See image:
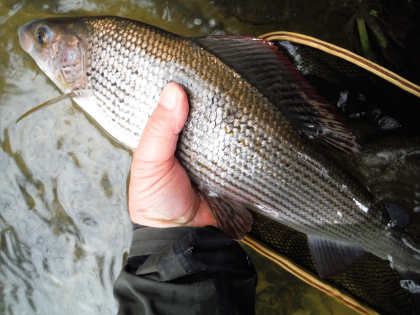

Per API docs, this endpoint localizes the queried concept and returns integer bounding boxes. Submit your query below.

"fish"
[18,16,420,277]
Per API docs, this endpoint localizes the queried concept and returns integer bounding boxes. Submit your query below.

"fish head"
[18,18,88,93]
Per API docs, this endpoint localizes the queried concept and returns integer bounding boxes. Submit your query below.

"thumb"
[133,82,189,164]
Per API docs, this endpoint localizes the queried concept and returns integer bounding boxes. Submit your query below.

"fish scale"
[18,16,420,275]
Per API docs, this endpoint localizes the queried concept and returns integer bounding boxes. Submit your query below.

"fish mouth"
[18,22,35,53]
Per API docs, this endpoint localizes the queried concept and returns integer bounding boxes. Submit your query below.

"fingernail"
[159,83,178,111]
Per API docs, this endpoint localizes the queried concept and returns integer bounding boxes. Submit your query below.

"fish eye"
[36,25,52,45]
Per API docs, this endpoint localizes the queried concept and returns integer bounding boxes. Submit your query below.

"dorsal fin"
[195,35,360,153]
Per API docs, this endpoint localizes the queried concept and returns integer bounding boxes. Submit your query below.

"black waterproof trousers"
[114,226,257,315]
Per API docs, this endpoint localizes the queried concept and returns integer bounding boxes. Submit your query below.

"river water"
[1,1,419,314]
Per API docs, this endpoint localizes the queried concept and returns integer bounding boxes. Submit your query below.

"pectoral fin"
[204,194,253,240]
[308,235,366,278]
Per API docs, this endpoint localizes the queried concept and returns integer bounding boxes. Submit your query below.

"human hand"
[128,83,217,228]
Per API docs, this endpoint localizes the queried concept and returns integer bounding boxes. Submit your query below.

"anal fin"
[308,235,365,278]
[203,194,253,240]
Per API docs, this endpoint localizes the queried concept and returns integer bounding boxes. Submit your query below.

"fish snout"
[18,23,34,53]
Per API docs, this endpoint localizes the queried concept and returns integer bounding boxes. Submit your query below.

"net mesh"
[248,38,420,315]
[250,212,417,315]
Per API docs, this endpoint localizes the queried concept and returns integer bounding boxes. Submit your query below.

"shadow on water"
[0,1,419,314]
